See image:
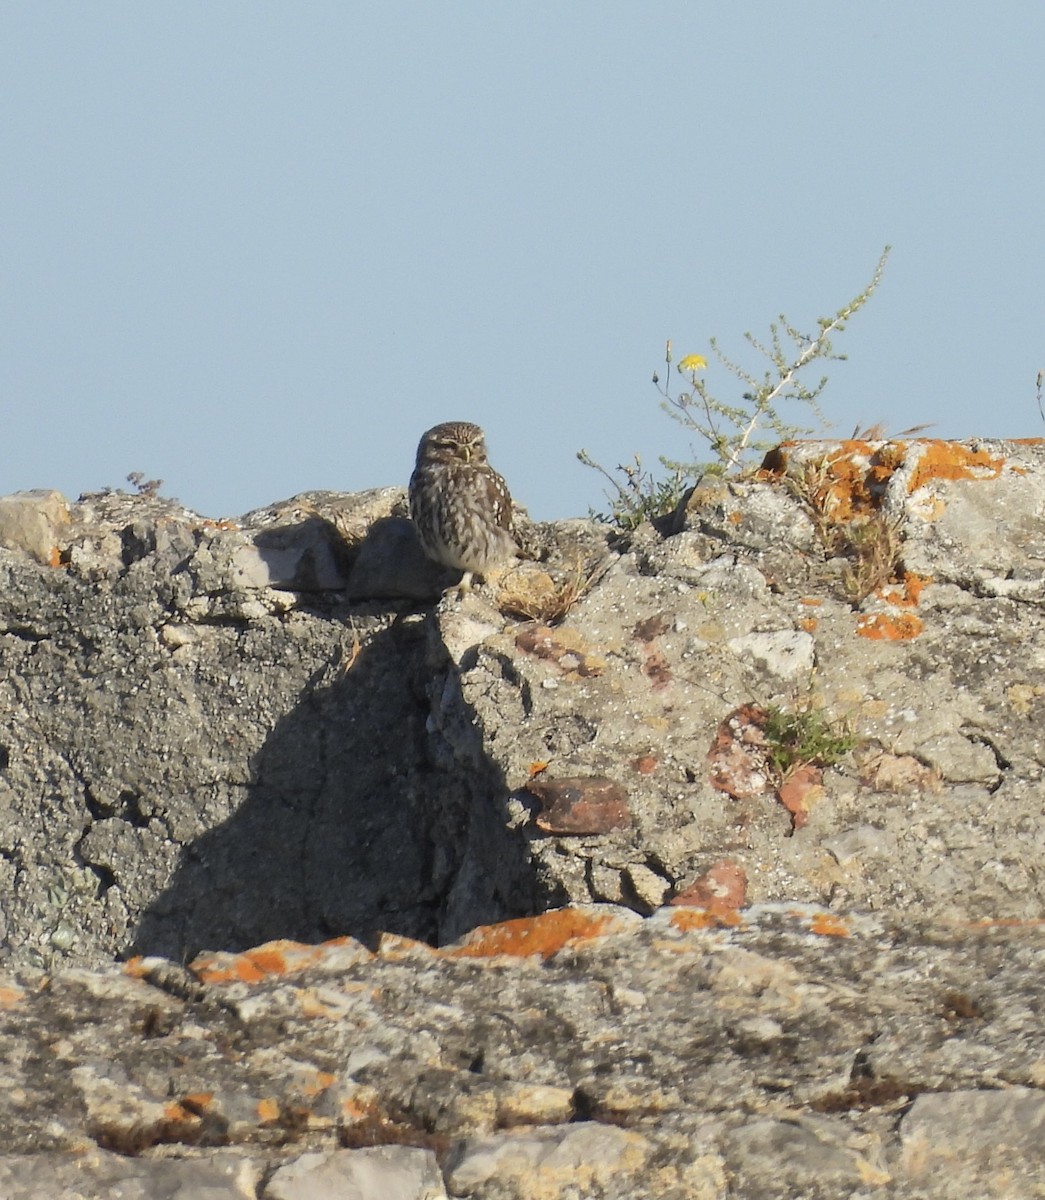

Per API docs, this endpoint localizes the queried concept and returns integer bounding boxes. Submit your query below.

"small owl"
[409,420,517,591]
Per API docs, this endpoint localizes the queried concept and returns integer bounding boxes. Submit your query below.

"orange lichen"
[668,905,744,931]
[799,618,818,633]
[764,440,909,522]
[301,1071,337,1097]
[799,597,823,606]
[341,1095,379,1121]
[808,912,851,937]
[901,571,932,604]
[0,986,25,1009]
[192,950,275,985]
[191,936,362,985]
[445,908,622,960]
[905,442,1006,493]
[856,613,924,641]
[257,1098,280,1124]
[242,948,293,978]
[877,571,933,609]
[162,1101,197,1123]
[766,440,1020,528]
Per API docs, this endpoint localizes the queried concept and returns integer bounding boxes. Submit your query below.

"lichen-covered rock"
[0,440,1041,1196]
[0,905,1041,1196]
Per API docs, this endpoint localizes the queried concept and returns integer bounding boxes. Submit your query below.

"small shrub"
[762,702,856,783]
[574,451,687,531]
[126,471,165,498]
[838,516,904,606]
[579,247,890,530]
[781,456,904,606]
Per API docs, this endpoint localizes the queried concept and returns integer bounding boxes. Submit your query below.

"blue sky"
[2,4,1043,520]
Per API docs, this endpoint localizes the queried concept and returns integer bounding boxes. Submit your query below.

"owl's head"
[416,421,489,467]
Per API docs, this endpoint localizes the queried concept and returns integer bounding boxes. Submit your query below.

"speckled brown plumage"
[409,421,517,588]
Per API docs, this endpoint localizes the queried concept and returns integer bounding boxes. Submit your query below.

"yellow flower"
[677,354,707,374]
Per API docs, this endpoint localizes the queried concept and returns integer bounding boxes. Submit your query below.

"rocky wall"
[0,438,1041,1197]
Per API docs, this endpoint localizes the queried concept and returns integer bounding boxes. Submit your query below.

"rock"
[723,1114,890,1195]
[0,906,1040,1194]
[346,515,452,600]
[670,858,747,912]
[726,628,816,682]
[524,775,631,834]
[266,1146,447,1200]
[0,488,70,564]
[444,1123,655,1197]
[0,440,1040,1194]
[0,1149,260,1199]
[898,1088,1045,1191]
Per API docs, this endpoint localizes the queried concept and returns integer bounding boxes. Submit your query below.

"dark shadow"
[131,611,543,961]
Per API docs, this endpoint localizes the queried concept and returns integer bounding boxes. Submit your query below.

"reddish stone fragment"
[524,775,631,834]
[634,613,671,642]
[776,763,823,831]
[707,704,772,799]
[631,755,658,775]
[640,646,672,690]
[670,859,748,913]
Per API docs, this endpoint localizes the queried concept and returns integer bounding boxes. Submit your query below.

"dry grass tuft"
[497,558,607,625]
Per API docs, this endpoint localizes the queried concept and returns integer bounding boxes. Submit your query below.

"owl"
[409,421,517,591]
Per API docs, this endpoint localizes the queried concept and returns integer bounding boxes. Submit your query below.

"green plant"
[579,247,890,529]
[574,451,688,531]
[762,702,856,782]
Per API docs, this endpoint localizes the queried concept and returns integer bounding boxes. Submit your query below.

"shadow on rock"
[131,613,540,962]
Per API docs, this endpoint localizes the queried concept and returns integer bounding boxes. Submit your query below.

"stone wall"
[0,439,1042,1197]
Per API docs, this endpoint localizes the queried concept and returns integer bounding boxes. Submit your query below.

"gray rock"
[346,515,453,600]
[726,628,816,681]
[0,488,70,563]
[0,1148,260,1199]
[266,1146,447,1200]
[0,905,1040,1196]
[445,1123,655,1196]
[0,440,1039,1195]
[898,1088,1045,1193]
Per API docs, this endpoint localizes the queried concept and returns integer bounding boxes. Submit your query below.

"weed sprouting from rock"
[579,247,890,529]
